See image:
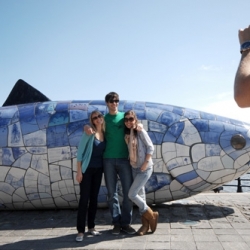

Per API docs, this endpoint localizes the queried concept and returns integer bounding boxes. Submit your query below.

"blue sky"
[1,1,250,122]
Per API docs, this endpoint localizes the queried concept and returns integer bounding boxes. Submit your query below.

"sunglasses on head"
[124,117,135,122]
[109,99,119,103]
[92,114,103,120]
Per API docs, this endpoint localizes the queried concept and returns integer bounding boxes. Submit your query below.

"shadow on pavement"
[0,203,235,249]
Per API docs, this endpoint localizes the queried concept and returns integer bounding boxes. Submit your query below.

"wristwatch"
[240,41,250,53]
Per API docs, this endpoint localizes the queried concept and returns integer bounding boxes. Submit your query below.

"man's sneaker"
[112,225,121,235]
[121,225,136,235]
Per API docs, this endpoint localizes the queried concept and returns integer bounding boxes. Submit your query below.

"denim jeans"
[103,158,133,226]
[77,167,103,233]
[128,166,153,215]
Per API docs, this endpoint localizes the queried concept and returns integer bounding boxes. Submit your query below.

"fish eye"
[231,134,246,150]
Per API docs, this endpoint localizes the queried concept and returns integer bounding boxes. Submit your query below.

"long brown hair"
[124,110,138,136]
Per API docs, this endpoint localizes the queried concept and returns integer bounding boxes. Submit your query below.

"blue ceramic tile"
[89,100,106,105]
[2,148,14,166]
[0,127,8,147]
[200,131,220,144]
[183,108,200,119]
[169,122,184,138]
[205,144,221,156]
[69,102,88,111]
[6,173,24,189]
[229,150,247,161]
[216,115,231,123]
[145,173,171,192]
[200,112,216,120]
[147,131,156,144]
[150,132,164,145]
[20,120,39,135]
[134,110,146,120]
[145,107,162,121]
[12,147,26,159]
[18,104,35,121]
[172,106,184,116]
[146,102,173,112]
[148,121,167,133]
[87,105,107,115]
[69,110,88,123]
[49,111,69,126]
[176,170,198,183]
[163,132,177,143]
[69,127,85,147]
[55,102,69,112]
[10,123,22,145]
[124,101,135,111]
[157,111,180,127]
[191,119,209,132]
[47,125,69,148]
[134,102,145,110]
[189,180,207,190]
[209,120,224,132]
[67,120,88,135]
[0,118,11,127]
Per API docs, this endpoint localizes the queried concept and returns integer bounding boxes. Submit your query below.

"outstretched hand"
[84,125,95,135]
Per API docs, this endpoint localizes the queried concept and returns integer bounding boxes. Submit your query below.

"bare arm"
[234,25,250,108]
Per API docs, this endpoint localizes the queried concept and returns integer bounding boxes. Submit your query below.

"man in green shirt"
[85,92,136,235]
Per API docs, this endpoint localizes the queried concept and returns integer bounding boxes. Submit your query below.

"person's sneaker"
[112,225,121,235]
[88,228,101,236]
[75,233,84,242]
[121,225,136,234]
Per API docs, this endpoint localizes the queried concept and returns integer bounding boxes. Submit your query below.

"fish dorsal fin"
[2,79,51,106]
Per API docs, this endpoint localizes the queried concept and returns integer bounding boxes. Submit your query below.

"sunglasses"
[109,99,119,103]
[92,114,103,120]
[124,117,135,122]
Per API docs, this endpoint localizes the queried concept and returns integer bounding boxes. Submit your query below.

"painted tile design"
[0,100,250,210]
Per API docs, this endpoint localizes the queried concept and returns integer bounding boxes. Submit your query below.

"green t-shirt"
[103,112,128,158]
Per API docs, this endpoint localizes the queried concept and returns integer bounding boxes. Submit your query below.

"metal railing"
[213,173,250,193]
[223,173,250,193]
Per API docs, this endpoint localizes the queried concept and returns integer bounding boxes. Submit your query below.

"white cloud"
[199,65,222,71]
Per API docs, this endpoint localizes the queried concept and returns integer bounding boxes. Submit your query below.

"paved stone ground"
[1,193,250,250]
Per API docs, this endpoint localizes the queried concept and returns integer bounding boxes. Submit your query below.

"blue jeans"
[103,158,133,226]
[128,166,153,215]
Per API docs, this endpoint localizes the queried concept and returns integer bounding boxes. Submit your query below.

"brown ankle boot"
[142,208,159,233]
[137,216,149,236]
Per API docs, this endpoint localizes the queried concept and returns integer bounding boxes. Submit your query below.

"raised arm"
[234,25,250,108]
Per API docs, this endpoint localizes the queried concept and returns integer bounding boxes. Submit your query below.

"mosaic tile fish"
[0,80,250,210]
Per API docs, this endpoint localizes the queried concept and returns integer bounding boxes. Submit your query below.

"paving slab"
[1,193,250,249]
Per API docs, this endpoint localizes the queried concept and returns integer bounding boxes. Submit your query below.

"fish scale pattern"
[0,100,250,210]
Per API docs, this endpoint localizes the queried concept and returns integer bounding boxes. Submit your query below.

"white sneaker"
[88,228,101,236]
[75,233,84,242]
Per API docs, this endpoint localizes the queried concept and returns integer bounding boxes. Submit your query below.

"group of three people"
[75,92,158,242]
[73,23,250,242]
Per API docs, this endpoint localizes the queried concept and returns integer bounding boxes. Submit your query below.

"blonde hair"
[89,111,105,132]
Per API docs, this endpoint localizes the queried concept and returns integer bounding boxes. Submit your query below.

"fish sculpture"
[1,79,250,210]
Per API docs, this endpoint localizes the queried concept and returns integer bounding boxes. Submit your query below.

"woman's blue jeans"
[128,166,153,215]
[103,158,133,226]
